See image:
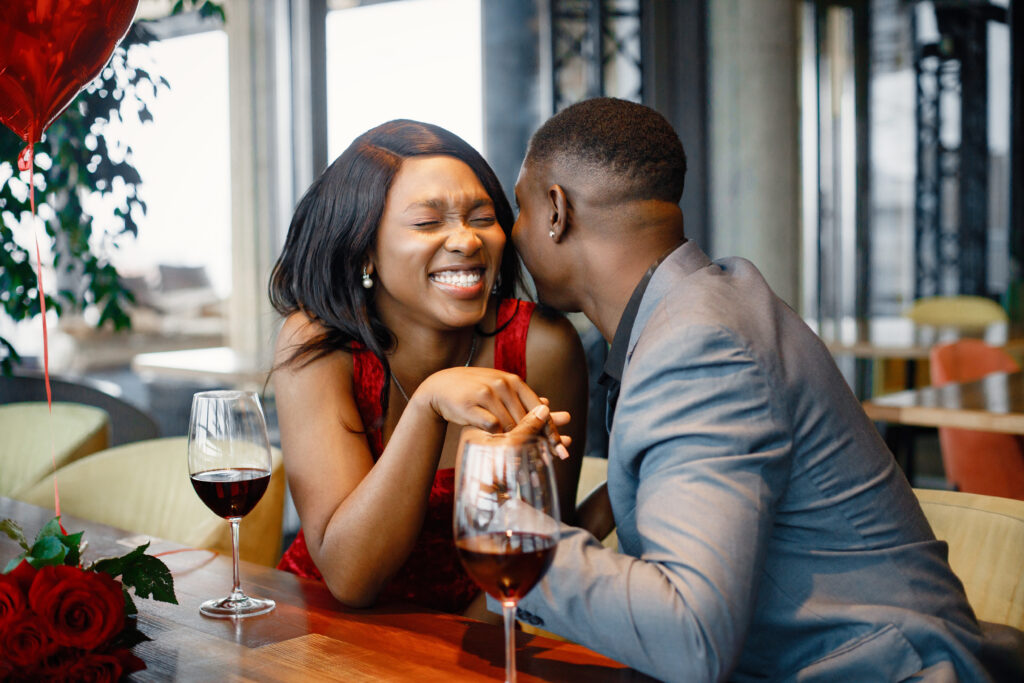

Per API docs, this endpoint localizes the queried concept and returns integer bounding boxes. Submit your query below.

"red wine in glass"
[187,390,276,619]
[456,531,556,603]
[455,432,561,683]
[191,468,271,519]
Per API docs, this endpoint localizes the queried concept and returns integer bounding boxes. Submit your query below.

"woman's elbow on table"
[322,571,386,609]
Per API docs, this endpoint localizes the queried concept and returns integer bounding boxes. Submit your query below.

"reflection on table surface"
[0,497,649,682]
[808,316,1024,360]
[863,371,1024,435]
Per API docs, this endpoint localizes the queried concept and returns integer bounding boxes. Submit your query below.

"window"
[325,0,483,158]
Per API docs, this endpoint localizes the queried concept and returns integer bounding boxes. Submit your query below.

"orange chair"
[930,339,1024,499]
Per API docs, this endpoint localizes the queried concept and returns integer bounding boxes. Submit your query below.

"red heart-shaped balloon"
[0,0,139,146]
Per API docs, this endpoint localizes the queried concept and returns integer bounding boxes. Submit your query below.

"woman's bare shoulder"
[274,311,352,377]
[525,307,585,365]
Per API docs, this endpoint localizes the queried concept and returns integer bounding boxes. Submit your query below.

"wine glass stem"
[502,601,517,683]
[229,517,244,601]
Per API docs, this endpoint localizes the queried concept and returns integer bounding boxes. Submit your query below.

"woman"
[268,120,588,618]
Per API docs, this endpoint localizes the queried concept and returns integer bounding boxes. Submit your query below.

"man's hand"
[508,403,572,459]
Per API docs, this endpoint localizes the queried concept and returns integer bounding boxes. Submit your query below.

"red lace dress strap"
[277,299,536,613]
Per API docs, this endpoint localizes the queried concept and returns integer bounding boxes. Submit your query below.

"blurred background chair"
[914,488,1024,630]
[0,371,159,446]
[15,437,286,567]
[929,339,1024,499]
[0,402,109,498]
[905,295,1008,328]
[577,455,617,549]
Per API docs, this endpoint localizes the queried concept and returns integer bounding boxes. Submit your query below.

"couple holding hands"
[269,98,1022,682]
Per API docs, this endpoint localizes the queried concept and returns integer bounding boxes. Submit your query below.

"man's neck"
[581,238,684,343]
[580,209,684,341]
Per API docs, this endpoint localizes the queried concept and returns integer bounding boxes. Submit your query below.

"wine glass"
[454,431,561,683]
[187,390,276,618]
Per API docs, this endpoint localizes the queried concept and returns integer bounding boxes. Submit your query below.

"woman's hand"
[412,367,571,457]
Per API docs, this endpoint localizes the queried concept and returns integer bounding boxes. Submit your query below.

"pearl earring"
[361,267,373,289]
[549,230,556,240]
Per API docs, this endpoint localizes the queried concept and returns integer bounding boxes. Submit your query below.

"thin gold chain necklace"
[391,333,478,404]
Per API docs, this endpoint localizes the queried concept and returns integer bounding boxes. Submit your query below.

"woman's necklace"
[391,333,478,404]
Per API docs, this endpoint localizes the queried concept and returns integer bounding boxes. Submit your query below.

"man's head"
[523,97,687,204]
[512,98,687,315]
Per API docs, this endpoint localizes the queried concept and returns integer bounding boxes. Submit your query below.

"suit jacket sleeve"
[516,322,793,682]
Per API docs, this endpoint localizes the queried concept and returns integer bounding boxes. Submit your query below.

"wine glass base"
[199,594,276,619]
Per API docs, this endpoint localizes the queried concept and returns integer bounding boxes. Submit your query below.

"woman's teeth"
[431,270,482,287]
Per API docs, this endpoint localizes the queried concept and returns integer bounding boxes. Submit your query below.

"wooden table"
[863,371,1024,435]
[810,316,1023,360]
[131,346,270,391]
[0,497,649,682]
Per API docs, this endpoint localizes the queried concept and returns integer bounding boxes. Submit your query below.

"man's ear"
[548,184,569,242]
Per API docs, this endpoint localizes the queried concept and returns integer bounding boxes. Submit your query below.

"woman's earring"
[361,266,373,289]
[491,272,502,295]
[549,230,556,240]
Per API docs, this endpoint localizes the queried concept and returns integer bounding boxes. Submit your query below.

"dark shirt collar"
[599,241,686,389]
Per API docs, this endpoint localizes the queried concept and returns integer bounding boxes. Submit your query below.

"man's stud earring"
[362,267,373,289]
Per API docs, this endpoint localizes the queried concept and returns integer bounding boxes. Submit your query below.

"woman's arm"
[275,313,558,607]
[524,312,589,525]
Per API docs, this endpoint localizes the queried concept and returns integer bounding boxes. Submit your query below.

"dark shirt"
[598,241,686,429]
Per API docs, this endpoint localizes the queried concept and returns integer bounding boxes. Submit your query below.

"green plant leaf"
[0,519,28,551]
[3,556,24,573]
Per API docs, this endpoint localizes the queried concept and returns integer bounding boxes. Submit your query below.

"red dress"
[277,299,536,613]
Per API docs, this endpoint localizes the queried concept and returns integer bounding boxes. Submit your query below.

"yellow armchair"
[914,488,1024,630]
[15,437,286,567]
[0,402,109,498]
[905,295,1008,328]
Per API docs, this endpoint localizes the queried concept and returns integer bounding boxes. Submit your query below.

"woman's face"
[370,155,506,332]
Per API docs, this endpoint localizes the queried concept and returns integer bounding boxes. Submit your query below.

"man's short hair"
[526,97,687,204]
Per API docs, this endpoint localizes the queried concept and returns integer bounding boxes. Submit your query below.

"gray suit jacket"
[517,242,1024,682]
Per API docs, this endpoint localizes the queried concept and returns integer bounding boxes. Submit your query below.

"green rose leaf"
[93,542,177,605]
[0,519,28,551]
[59,531,84,567]
[91,541,148,578]
[123,553,177,605]
[34,517,64,543]
[28,535,68,568]
[123,588,138,616]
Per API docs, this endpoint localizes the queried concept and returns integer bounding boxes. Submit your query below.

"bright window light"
[326,0,483,159]
[86,30,232,298]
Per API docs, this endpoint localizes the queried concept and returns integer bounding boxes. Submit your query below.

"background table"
[863,371,1024,435]
[0,497,650,682]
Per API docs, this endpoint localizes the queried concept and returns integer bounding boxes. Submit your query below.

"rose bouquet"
[0,517,177,682]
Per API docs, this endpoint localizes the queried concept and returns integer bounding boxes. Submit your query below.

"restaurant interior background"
[1,0,1019,516]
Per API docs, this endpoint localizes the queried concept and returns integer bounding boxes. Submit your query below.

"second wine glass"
[454,431,560,683]
[187,390,276,618]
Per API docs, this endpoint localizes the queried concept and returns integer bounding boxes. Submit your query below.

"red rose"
[60,651,124,683]
[0,611,57,668]
[6,559,38,593]
[35,647,79,681]
[0,571,27,630]
[28,565,125,649]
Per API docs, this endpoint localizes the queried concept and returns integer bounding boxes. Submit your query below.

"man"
[508,98,1023,681]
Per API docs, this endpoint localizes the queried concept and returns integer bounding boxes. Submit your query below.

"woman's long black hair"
[268,119,524,418]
